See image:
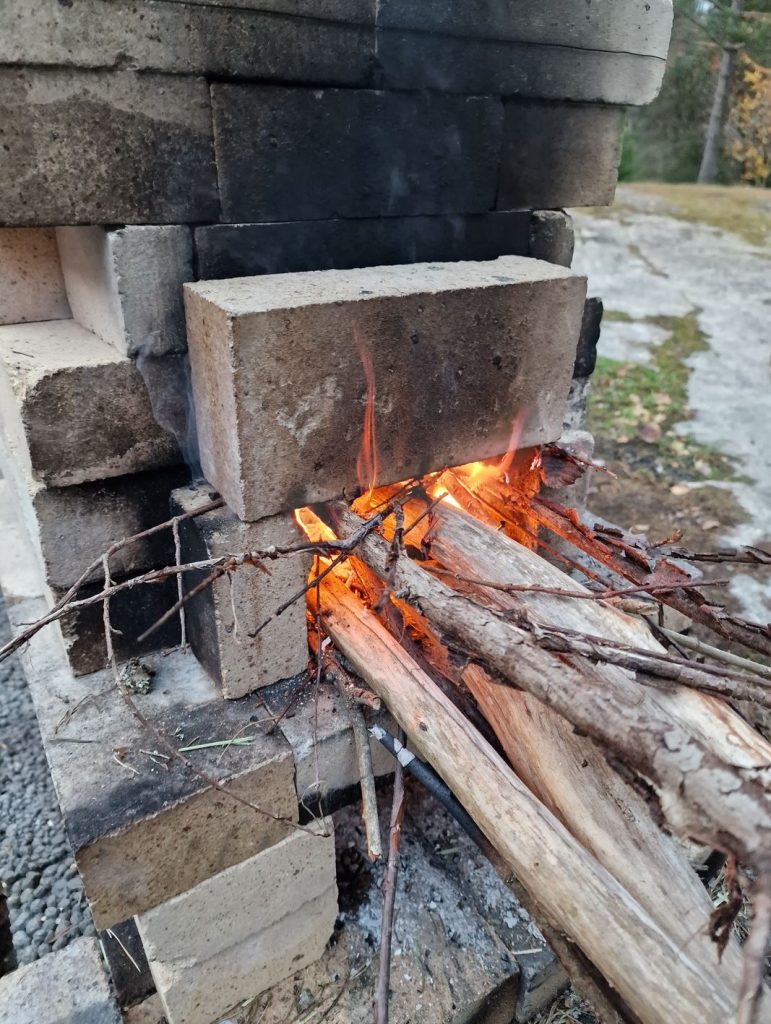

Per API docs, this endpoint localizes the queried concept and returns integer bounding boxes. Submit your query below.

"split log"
[310,574,738,1024]
[322,502,771,876]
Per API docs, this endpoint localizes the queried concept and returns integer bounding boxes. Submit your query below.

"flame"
[354,326,378,498]
[498,410,528,483]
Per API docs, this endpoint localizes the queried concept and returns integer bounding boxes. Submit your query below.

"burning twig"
[374,732,405,1024]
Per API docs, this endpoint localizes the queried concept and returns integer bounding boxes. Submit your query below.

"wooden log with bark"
[309,573,750,1024]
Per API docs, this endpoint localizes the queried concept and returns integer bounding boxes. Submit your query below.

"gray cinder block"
[0,68,218,226]
[195,212,532,281]
[56,226,193,358]
[211,85,502,222]
[0,228,70,326]
[171,483,311,699]
[184,256,587,520]
[0,320,181,487]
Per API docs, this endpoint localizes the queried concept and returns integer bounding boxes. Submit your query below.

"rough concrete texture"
[195,212,532,281]
[376,33,667,105]
[185,256,586,520]
[0,487,299,929]
[0,228,70,325]
[498,102,624,211]
[264,677,394,811]
[0,320,180,487]
[137,822,338,1024]
[0,68,218,226]
[0,0,373,86]
[211,86,502,223]
[0,441,187,589]
[529,211,575,269]
[377,0,673,57]
[171,483,310,698]
[229,791,565,1024]
[0,937,120,1024]
[56,226,193,357]
[572,190,771,622]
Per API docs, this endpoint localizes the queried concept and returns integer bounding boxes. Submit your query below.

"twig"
[374,748,405,1024]
[330,661,382,861]
[137,563,230,642]
[665,545,771,566]
[656,627,771,681]
[172,515,187,650]
[105,928,142,973]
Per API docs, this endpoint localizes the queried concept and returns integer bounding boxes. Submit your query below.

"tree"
[698,0,744,182]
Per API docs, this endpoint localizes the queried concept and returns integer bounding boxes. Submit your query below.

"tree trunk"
[697,0,743,184]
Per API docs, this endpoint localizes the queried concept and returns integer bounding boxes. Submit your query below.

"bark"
[310,573,742,1024]
[698,0,743,184]
[321,501,771,871]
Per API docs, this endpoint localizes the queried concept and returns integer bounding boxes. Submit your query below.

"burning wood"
[294,443,771,1023]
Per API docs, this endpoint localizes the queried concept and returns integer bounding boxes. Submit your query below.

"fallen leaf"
[637,422,662,444]
[631,524,651,533]
[670,483,690,496]
[701,519,720,531]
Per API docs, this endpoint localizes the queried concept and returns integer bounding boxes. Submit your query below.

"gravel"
[0,598,94,967]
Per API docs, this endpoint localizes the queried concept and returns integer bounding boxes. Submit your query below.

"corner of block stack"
[171,481,311,699]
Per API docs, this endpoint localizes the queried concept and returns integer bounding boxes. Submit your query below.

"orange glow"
[498,410,528,483]
[354,326,379,499]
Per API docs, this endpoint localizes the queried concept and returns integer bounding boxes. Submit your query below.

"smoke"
[136,350,202,481]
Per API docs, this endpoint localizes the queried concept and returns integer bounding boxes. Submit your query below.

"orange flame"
[498,409,528,483]
[354,326,379,498]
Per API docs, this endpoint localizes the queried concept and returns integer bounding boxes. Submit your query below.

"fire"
[354,326,378,499]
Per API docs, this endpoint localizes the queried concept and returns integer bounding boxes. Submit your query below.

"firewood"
[310,573,740,1024]
[320,502,771,875]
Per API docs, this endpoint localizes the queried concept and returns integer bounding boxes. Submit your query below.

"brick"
[195,213,531,281]
[0,68,217,226]
[211,86,502,222]
[529,211,575,269]
[184,256,586,520]
[0,320,181,487]
[497,102,624,211]
[171,483,310,699]
[0,441,187,589]
[0,937,121,1024]
[266,678,394,810]
[136,822,337,1024]
[56,226,193,358]
[0,228,70,325]
[377,32,667,106]
[0,0,373,87]
[377,0,673,58]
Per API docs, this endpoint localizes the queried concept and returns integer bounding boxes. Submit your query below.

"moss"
[588,311,735,480]
[601,309,634,323]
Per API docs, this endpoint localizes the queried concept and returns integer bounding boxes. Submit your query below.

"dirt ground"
[572,183,771,628]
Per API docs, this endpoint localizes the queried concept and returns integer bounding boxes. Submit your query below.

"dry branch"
[310,573,742,1024]
[320,502,771,873]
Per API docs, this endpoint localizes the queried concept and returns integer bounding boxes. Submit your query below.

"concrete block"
[0,68,217,226]
[171,483,310,699]
[265,678,394,811]
[0,228,70,325]
[0,320,180,487]
[0,937,121,1024]
[0,482,299,931]
[185,256,586,520]
[376,32,667,106]
[160,0,374,20]
[529,211,575,269]
[497,102,624,211]
[136,822,337,1024]
[0,0,373,86]
[0,442,188,589]
[211,85,502,222]
[377,0,673,58]
[56,226,193,357]
[195,213,531,281]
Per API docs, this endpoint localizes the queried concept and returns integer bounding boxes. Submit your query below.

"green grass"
[588,312,735,480]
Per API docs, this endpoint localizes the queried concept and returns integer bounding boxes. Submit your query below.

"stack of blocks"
[0,1,672,1021]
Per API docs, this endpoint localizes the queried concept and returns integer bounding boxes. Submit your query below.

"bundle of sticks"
[298,449,771,1024]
